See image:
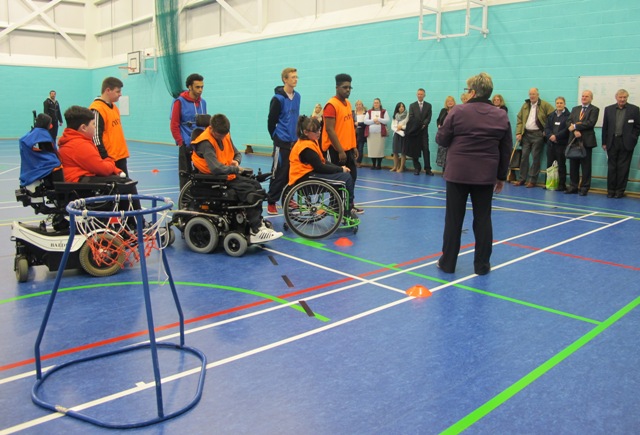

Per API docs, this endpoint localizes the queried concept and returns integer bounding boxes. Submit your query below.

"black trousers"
[546,142,567,189]
[607,136,633,195]
[328,147,358,185]
[267,145,292,205]
[440,181,494,275]
[178,144,193,190]
[569,146,593,192]
[418,130,431,172]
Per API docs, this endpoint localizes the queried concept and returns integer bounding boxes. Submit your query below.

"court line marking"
[440,294,640,434]
[0,215,633,431]
[1,208,628,434]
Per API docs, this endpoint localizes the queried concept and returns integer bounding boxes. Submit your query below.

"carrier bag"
[545,160,559,190]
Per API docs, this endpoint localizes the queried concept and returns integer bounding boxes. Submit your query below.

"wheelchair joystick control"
[119,172,127,178]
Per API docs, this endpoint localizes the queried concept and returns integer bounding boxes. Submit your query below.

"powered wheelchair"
[12,118,170,282]
[281,175,359,239]
[171,114,275,257]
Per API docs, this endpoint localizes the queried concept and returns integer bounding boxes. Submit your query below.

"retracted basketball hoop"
[32,195,206,429]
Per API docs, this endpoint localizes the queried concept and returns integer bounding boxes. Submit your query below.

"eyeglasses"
[306,130,321,135]
[463,88,473,93]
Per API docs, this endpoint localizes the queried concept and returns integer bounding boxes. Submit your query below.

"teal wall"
[2,0,640,191]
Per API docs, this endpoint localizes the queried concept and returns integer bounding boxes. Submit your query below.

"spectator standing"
[601,89,640,198]
[354,100,367,167]
[43,90,63,143]
[435,72,512,276]
[436,96,456,169]
[566,90,599,196]
[406,88,433,175]
[364,98,390,170]
[266,67,301,215]
[492,94,508,113]
[543,96,571,191]
[170,73,207,190]
[513,88,554,188]
[390,102,408,172]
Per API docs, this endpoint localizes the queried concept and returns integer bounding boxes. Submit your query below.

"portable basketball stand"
[31,195,207,429]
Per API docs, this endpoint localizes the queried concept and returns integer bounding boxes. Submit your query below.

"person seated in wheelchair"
[289,115,357,214]
[19,113,63,187]
[57,106,141,213]
[191,113,282,243]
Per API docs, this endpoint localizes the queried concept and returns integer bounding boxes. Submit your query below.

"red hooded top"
[58,128,121,182]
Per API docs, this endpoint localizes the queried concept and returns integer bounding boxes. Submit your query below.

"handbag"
[436,145,448,167]
[565,137,587,160]
[509,146,522,169]
[545,160,559,190]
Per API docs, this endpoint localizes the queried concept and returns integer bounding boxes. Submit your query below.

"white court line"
[0,167,19,176]
[0,212,633,433]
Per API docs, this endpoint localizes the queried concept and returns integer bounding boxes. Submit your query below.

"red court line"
[503,241,640,271]
[1,247,457,373]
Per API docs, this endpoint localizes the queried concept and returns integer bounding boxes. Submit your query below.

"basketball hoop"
[32,194,207,429]
[70,194,171,272]
[118,65,136,79]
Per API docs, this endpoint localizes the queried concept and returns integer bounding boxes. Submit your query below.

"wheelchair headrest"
[34,113,52,130]
[195,114,211,128]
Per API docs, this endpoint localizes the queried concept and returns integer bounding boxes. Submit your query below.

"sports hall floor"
[1,139,639,434]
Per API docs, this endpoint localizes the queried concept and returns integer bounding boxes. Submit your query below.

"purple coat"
[436,99,512,185]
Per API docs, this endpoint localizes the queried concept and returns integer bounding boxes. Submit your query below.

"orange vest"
[89,99,129,161]
[289,139,324,185]
[322,97,355,152]
[191,128,237,180]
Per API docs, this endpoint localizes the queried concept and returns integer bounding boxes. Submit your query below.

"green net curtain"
[155,0,182,98]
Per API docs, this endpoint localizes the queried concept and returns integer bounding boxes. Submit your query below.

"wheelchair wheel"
[283,180,343,239]
[79,233,126,277]
[223,232,248,257]
[178,181,194,209]
[159,225,176,247]
[184,217,219,254]
[15,256,28,283]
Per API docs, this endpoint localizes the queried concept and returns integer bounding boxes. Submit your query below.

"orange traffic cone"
[406,285,432,298]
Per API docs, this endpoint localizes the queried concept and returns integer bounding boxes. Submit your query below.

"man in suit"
[566,90,600,196]
[601,89,640,198]
[406,88,433,175]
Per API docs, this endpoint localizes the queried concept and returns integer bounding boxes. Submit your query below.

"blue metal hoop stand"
[32,195,207,429]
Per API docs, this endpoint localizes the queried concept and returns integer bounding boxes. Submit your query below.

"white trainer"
[249,227,283,244]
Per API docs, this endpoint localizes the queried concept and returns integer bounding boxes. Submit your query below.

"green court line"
[0,281,330,322]
[283,239,601,325]
[440,294,640,434]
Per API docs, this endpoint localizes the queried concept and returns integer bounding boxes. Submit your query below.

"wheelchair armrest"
[192,173,229,182]
[255,171,272,183]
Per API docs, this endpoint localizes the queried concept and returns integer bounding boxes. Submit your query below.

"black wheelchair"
[282,176,359,239]
[172,169,273,257]
[171,113,277,257]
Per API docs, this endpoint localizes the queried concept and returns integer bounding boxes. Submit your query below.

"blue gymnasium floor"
[0,139,639,434]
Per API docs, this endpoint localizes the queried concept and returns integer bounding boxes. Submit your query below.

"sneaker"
[352,207,365,215]
[267,203,278,215]
[250,227,282,244]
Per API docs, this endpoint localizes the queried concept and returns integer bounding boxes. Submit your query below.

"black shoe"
[557,185,566,192]
[413,170,420,175]
[564,188,578,194]
[436,260,454,274]
[607,192,614,198]
[578,190,587,196]
[426,170,434,176]
[615,192,625,199]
